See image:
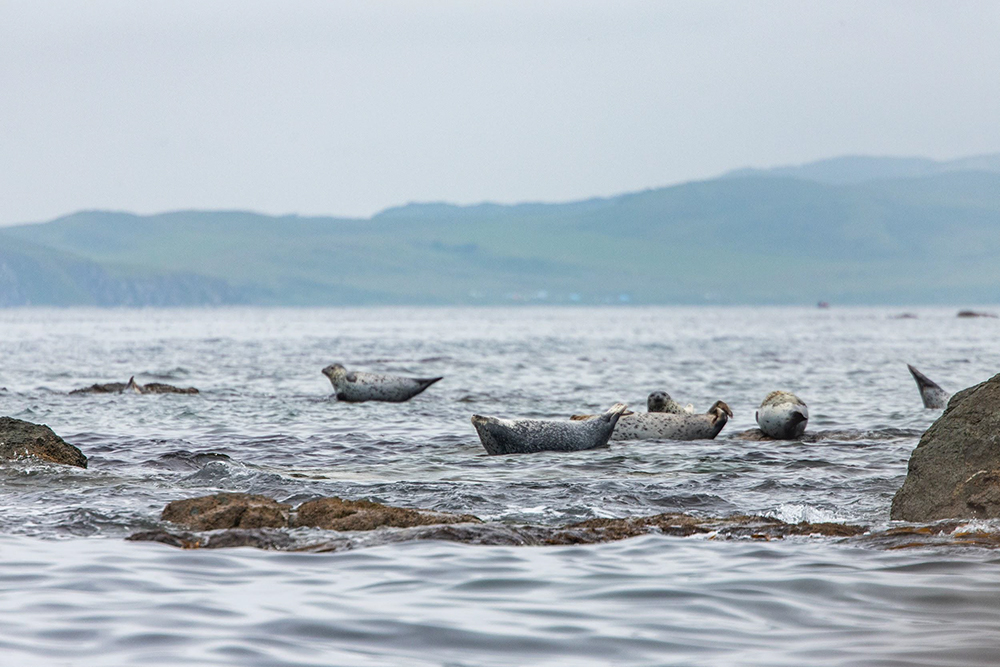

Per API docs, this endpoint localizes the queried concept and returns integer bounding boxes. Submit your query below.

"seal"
[322,364,443,403]
[609,400,732,441]
[907,364,949,409]
[646,391,695,414]
[755,391,808,439]
[472,403,629,455]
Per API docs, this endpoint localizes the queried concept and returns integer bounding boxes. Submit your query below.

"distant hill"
[2,155,999,306]
[724,153,1000,185]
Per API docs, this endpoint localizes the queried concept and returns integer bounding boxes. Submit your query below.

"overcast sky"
[1,1,998,225]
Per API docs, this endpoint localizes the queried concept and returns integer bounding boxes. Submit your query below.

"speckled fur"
[755,391,809,439]
[611,401,732,441]
[473,403,628,455]
[907,365,950,409]
[322,364,442,403]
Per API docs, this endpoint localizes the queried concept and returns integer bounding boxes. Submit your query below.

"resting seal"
[322,364,442,403]
[472,403,628,455]
[609,400,732,441]
[907,365,949,409]
[755,391,808,439]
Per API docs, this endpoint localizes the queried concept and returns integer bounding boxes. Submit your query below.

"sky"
[2,1,999,226]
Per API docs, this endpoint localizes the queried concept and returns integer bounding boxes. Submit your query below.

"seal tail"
[601,403,629,425]
[907,365,942,392]
[124,376,143,394]
[418,377,444,389]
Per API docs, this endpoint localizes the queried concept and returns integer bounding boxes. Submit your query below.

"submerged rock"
[160,492,480,533]
[291,496,480,530]
[891,373,1000,521]
[0,416,87,468]
[161,493,291,530]
[70,378,198,395]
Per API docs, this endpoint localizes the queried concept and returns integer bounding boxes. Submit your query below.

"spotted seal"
[755,391,808,439]
[322,364,443,403]
[472,403,629,455]
[609,400,732,441]
[907,365,949,409]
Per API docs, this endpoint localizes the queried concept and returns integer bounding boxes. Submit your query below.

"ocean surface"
[1,306,999,666]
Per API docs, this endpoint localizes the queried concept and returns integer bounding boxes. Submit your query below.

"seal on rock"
[472,403,629,455]
[609,400,732,441]
[907,364,949,409]
[322,364,442,403]
[755,391,808,439]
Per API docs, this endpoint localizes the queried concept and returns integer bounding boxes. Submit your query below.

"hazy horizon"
[3,1,999,225]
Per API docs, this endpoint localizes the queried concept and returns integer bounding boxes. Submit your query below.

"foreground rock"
[892,373,1000,521]
[0,416,87,468]
[160,492,480,532]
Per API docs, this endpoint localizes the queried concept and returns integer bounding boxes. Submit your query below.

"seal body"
[472,403,628,455]
[755,391,808,439]
[322,364,442,403]
[611,400,732,441]
[907,365,949,409]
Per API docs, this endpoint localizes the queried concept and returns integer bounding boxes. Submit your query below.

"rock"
[70,380,198,395]
[0,416,87,468]
[957,310,998,318]
[127,528,294,550]
[291,496,481,531]
[161,493,291,530]
[891,373,1000,521]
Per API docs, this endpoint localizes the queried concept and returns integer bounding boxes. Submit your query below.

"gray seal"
[755,391,808,439]
[472,403,628,455]
[907,365,949,409]
[609,400,732,441]
[322,364,443,403]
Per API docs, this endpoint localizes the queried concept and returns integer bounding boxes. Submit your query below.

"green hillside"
[3,161,1000,305]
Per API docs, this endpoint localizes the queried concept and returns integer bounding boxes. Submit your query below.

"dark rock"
[161,493,291,530]
[141,382,199,394]
[891,373,1000,521]
[957,310,998,318]
[203,528,294,550]
[0,416,87,468]
[70,380,198,394]
[291,496,481,531]
[127,529,202,548]
[70,382,127,394]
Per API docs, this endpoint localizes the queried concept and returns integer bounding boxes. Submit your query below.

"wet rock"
[731,428,775,441]
[161,493,291,530]
[127,528,294,550]
[0,416,87,468]
[70,380,198,394]
[70,382,127,394]
[957,310,998,318]
[291,496,481,531]
[892,373,1000,521]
